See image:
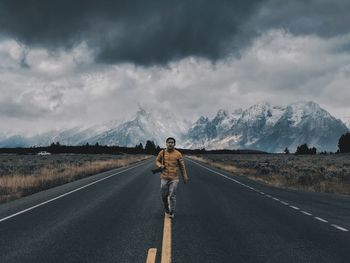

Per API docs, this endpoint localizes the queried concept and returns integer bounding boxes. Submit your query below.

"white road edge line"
[314,217,328,223]
[331,224,349,232]
[187,158,349,233]
[301,211,312,216]
[186,158,242,185]
[0,161,146,223]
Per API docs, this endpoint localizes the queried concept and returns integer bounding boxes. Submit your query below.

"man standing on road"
[155,137,189,219]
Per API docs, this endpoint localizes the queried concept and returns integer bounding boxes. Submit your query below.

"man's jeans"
[160,179,179,213]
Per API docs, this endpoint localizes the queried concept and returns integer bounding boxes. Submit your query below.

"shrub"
[295,144,317,155]
[338,133,350,153]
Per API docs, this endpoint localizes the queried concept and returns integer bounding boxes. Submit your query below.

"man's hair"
[166,137,176,143]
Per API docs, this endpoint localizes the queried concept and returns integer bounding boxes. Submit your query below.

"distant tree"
[311,147,317,155]
[296,144,308,154]
[95,142,99,147]
[135,143,144,153]
[338,133,350,153]
[145,140,156,154]
[136,143,143,150]
[155,145,161,154]
[50,142,60,147]
[284,147,290,154]
[295,144,317,155]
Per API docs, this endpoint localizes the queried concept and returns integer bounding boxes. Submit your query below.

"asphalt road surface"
[0,157,349,263]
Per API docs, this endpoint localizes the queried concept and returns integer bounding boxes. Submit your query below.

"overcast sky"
[1,0,350,135]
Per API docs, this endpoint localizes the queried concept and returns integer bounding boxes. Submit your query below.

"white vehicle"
[37,151,51,156]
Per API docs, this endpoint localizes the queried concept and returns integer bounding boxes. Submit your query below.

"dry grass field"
[188,154,350,195]
[0,153,151,203]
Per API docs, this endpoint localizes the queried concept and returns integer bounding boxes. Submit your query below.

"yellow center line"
[145,196,172,263]
[161,214,172,263]
[146,248,157,263]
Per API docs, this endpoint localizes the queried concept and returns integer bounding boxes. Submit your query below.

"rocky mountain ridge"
[0,101,348,152]
[183,101,348,152]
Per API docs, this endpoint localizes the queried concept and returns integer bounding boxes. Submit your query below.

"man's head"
[166,137,176,151]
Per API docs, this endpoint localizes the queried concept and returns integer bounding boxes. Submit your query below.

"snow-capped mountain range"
[183,101,349,152]
[0,101,349,152]
[0,106,191,149]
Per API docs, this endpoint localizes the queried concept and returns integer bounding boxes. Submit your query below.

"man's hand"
[184,177,189,184]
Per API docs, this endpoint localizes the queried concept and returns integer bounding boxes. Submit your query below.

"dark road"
[0,157,349,263]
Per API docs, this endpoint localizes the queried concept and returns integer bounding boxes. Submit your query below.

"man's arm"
[178,153,189,183]
[155,150,165,168]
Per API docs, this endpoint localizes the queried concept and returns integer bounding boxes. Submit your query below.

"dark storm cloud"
[249,0,350,38]
[1,0,350,66]
[0,0,265,65]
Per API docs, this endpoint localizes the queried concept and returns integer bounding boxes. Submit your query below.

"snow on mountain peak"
[130,106,191,145]
[286,101,331,126]
[242,101,270,119]
[216,109,229,117]
[239,101,284,127]
[195,116,210,125]
[232,108,243,116]
[340,117,350,130]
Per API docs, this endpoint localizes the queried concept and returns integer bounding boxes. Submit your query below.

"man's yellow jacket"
[155,149,189,182]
